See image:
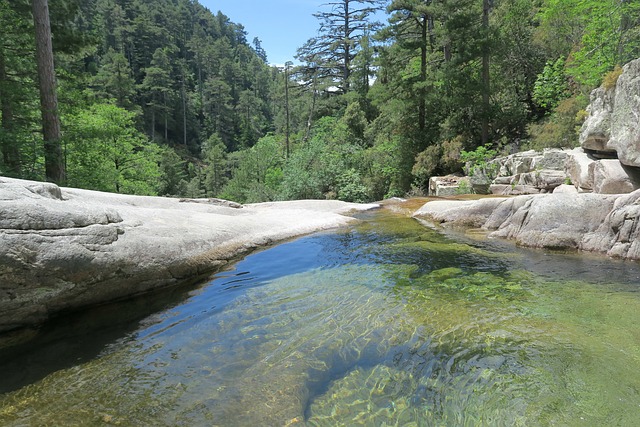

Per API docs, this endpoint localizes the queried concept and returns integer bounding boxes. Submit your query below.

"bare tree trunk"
[343,0,351,92]
[284,63,291,159]
[481,0,491,146]
[164,92,168,142]
[304,73,318,143]
[182,72,187,146]
[151,108,156,141]
[32,0,64,183]
[0,47,22,176]
[419,14,427,132]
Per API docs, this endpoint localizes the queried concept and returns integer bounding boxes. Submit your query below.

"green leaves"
[64,102,161,195]
[532,57,569,111]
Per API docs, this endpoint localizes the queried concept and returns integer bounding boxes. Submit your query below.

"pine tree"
[32,0,64,183]
[297,0,385,94]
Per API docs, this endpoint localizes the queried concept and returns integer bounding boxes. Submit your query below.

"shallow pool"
[1,208,640,426]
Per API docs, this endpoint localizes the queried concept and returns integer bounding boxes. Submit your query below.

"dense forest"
[1,0,639,202]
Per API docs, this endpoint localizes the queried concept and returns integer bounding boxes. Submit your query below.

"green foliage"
[536,0,640,88]
[526,95,588,150]
[157,146,188,196]
[456,179,474,195]
[202,133,229,197]
[460,144,498,177]
[2,0,637,203]
[278,117,372,202]
[219,134,285,203]
[602,65,623,90]
[336,169,369,203]
[64,103,161,195]
[533,57,569,110]
[412,145,441,184]
[93,48,137,110]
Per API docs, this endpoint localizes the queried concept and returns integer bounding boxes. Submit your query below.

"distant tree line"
[1,0,639,201]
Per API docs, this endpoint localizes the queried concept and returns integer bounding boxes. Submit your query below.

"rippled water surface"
[2,207,640,426]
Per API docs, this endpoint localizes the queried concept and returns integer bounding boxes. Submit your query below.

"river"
[1,205,639,426]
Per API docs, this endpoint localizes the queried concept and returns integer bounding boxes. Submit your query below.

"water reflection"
[1,208,640,426]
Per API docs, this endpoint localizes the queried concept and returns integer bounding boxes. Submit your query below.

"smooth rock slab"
[413,192,640,259]
[0,177,377,332]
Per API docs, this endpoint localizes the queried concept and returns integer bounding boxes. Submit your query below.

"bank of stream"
[1,203,640,426]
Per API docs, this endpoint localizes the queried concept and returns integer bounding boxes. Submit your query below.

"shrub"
[533,57,570,111]
[460,144,498,177]
[602,65,623,90]
[525,95,588,151]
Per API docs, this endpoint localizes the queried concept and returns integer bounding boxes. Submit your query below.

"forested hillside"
[1,0,639,202]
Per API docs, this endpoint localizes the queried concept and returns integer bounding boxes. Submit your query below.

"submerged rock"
[0,177,377,332]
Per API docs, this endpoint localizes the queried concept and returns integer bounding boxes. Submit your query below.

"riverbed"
[1,206,639,426]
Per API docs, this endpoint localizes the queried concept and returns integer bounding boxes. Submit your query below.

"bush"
[602,65,623,90]
[460,144,498,177]
[525,95,588,151]
[336,169,369,202]
[533,57,570,111]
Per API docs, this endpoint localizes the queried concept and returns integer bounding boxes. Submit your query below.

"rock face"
[428,175,471,196]
[0,177,377,333]
[471,149,571,196]
[565,148,595,192]
[414,191,640,260]
[580,86,616,155]
[591,159,636,194]
[609,59,640,167]
[577,58,640,192]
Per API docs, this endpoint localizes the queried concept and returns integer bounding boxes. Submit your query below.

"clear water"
[1,207,640,426]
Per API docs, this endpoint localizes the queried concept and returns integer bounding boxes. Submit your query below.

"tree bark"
[0,46,22,176]
[343,0,351,92]
[284,63,291,158]
[32,0,64,183]
[481,0,491,145]
[419,14,427,131]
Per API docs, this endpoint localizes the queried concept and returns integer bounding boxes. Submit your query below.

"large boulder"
[565,148,595,191]
[489,184,540,195]
[516,169,567,192]
[0,177,377,332]
[609,59,640,167]
[482,149,570,195]
[413,197,508,228]
[582,189,640,259]
[413,192,640,259]
[488,193,617,249]
[590,159,636,194]
[579,86,616,155]
[428,175,471,196]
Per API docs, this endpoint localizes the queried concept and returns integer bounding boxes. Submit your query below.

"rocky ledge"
[414,190,640,260]
[0,177,377,333]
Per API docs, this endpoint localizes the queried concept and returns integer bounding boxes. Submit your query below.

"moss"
[602,65,622,90]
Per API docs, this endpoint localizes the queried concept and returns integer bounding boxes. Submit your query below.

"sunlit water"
[1,207,640,426]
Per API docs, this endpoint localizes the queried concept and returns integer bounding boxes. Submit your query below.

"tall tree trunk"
[284,63,290,159]
[181,70,187,146]
[164,92,168,142]
[419,14,427,131]
[481,0,491,145]
[0,47,22,176]
[304,74,318,143]
[151,108,156,140]
[32,0,64,183]
[343,0,350,92]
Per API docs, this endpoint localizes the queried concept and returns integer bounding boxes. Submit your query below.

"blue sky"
[198,0,388,66]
